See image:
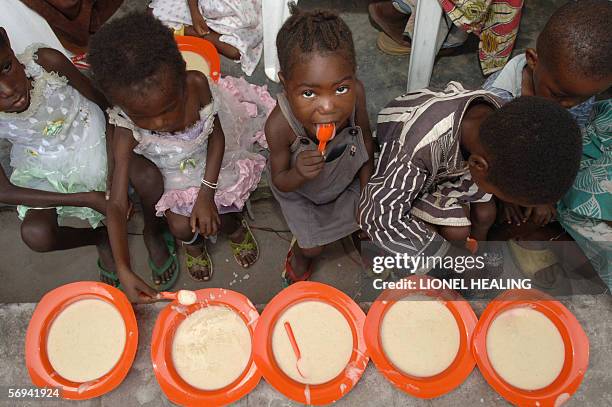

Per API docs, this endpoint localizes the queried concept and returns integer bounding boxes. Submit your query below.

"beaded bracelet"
[201,178,218,190]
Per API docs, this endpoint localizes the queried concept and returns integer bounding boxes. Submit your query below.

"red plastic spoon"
[284,321,307,378]
[316,123,335,154]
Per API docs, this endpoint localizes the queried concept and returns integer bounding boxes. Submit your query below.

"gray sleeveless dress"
[269,94,369,249]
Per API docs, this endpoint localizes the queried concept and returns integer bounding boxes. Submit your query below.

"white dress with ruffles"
[0,44,107,227]
[107,77,273,217]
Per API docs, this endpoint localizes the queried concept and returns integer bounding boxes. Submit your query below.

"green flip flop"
[149,229,180,291]
[229,219,259,268]
[98,258,122,289]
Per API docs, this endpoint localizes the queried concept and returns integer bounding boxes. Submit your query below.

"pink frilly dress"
[108,76,275,217]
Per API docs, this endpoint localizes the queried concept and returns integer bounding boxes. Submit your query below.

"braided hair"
[276,3,356,78]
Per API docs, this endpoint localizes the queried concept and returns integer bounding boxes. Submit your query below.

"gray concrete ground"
[1,0,611,406]
[1,295,611,406]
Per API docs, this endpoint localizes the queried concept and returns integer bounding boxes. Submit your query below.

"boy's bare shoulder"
[265,104,293,144]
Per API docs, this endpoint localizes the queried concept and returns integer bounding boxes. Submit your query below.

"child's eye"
[336,86,349,95]
[1,62,11,73]
[302,90,315,99]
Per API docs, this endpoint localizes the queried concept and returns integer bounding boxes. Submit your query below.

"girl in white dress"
[89,13,270,297]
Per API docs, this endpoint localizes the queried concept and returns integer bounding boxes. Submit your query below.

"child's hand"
[119,270,158,304]
[523,204,556,226]
[191,10,211,36]
[295,150,325,180]
[501,201,523,225]
[191,190,220,236]
[89,191,108,215]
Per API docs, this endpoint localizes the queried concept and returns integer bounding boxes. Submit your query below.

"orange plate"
[175,35,220,82]
[472,289,589,407]
[364,274,477,399]
[253,281,369,405]
[151,288,261,407]
[25,281,138,400]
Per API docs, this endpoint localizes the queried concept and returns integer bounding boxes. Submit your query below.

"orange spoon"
[284,321,307,378]
[316,123,335,154]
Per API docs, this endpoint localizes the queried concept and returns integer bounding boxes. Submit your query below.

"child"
[484,0,611,129]
[149,0,262,75]
[482,0,611,284]
[557,100,612,290]
[0,28,164,287]
[88,13,268,301]
[360,85,582,263]
[265,6,375,284]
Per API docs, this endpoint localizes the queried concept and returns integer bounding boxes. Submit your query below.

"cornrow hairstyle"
[88,12,186,98]
[537,0,612,80]
[276,2,356,78]
[479,96,581,205]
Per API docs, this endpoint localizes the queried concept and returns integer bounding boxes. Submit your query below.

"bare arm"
[354,80,375,191]
[0,164,104,211]
[265,107,316,192]
[105,127,134,274]
[105,127,157,302]
[35,48,109,110]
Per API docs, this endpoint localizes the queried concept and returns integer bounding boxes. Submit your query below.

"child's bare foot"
[144,229,178,286]
[368,1,411,46]
[185,241,213,281]
[228,220,259,268]
[282,242,319,284]
[290,254,313,280]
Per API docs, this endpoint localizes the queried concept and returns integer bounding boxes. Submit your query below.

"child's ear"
[278,71,286,88]
[525,48,538,70]
[468,154,489,173]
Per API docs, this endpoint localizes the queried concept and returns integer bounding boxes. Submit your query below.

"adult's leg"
[368,1,411,46]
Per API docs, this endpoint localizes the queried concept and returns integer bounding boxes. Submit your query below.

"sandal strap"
[148,252,177,276]
[97,259,121,288]
[186,252,211,268]
[229,220,258,256]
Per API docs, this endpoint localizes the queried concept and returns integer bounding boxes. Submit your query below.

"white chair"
[262,0,295,82]
[406,0,445,91]
[262,0,444,91]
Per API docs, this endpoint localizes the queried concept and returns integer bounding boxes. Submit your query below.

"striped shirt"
[359,82,503,257]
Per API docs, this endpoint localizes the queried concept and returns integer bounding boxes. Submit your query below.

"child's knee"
[20,218,58,252]
[300,245,323,258]
[439,225,470,242]
[472,201,497,228]
[130,156,164,198]
[166,212,193,242]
